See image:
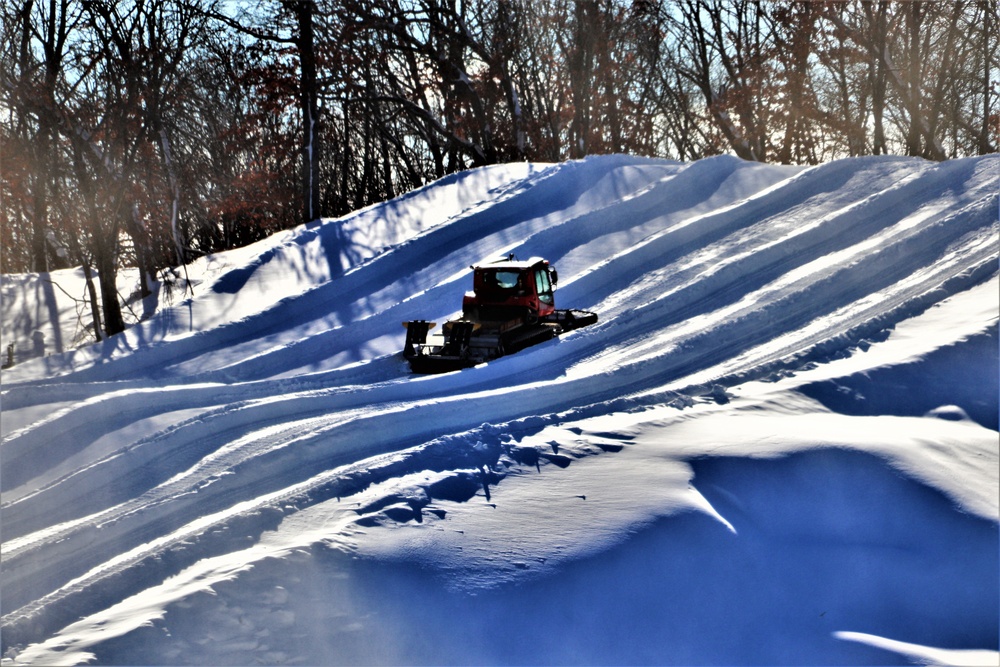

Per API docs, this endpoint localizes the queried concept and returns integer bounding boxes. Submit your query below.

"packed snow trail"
[1,154,997,664]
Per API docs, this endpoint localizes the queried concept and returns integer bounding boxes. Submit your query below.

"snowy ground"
[1,154,997,666]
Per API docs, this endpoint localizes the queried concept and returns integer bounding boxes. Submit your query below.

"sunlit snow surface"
[1,154,997,666]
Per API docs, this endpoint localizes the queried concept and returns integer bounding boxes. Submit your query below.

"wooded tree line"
[1,0,996,338]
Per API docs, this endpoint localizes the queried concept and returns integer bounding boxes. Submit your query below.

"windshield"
[493,270,521,289]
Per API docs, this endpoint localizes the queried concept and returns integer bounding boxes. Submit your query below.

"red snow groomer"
[403,255,598,373]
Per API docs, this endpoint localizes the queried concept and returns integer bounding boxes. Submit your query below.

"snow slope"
[1,154,997,666]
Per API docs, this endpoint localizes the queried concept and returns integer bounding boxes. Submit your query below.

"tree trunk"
[30,125,51,273]
[156,124,185,276]
[293,0,321,224]
[569,0,596,158]
[82,262,103,342]
[979,0,996,154]
[94,246,125,337]
[868,1,889,155]
[904,2,923,156]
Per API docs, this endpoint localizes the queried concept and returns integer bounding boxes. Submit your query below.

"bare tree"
[1,0,81,272]
[819,0,994,160]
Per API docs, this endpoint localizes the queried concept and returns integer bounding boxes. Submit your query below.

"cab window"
[535,269,553,304]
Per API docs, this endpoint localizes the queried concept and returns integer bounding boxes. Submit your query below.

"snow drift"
[1,154,997,666]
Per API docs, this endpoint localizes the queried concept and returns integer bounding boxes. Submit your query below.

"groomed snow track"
[1,154,998,658]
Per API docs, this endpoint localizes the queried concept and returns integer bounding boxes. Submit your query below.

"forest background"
[1,0,997,340]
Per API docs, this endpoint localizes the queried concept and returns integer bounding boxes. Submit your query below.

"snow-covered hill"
[1,154,997,666]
